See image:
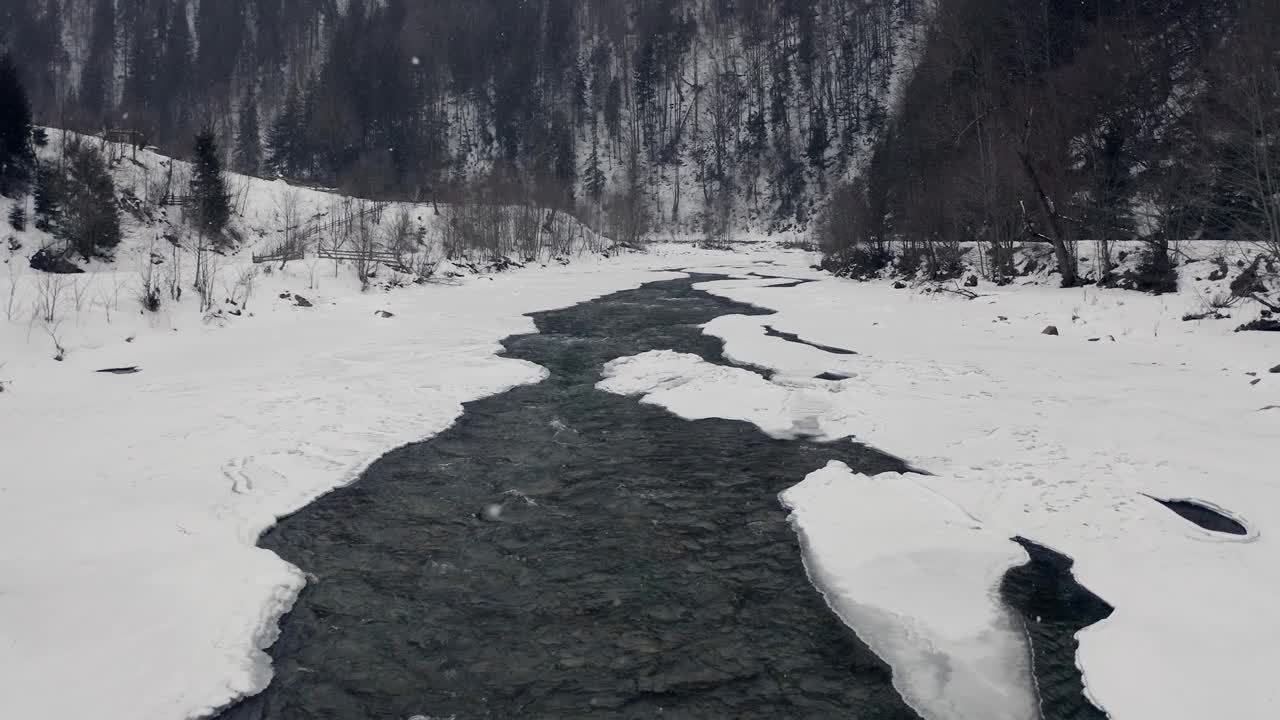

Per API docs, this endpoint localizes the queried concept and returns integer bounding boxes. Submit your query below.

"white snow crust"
[0,240,753,720]
[599,263,1280,720]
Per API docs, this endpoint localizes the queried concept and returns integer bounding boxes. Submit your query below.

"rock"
[815,372,853,381]
[29,247,84,274]
[1270,365,1280,374]
[1230,257,1267,297]
[294,294,313,308]
[1042,325,1059,336]
[892,281,907,289]
[1236,319,1280,332]
[1251,379,1262,386]
[278,292,292,299]
[1088,338,1101,342]
[964,275,978,288]
[96,366,141,375]
[375,310,395,318]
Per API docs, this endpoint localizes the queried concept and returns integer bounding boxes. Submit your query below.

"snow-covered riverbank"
[0,246,772,720]
[600,266,1280,720]
[4,242,1277,720]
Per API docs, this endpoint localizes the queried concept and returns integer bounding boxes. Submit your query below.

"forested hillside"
[819,0,1280,286]
[2,0,920,238]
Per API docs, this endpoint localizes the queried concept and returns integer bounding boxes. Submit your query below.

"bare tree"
[276,187,303,269]
[352,200,379,290]
[32,272,67,325]
[382,206,416,260]
[71,274,94,320]
[4,260,17,321]
[195,248,220,312]
[1202,2,1280,260]
[139,239,163,312]
[226,266,258,311]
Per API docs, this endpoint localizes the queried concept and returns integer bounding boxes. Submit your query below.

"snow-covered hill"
[1,128,620,370]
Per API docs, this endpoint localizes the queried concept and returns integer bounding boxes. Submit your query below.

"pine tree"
[157,6,193,143]
[807,102,830,170]
[0,52,35,197]
[58,140,120,259]
[33,164,62,232]
[189,127,231,239]
[235,94,261,175]
[551,115,576,206]
[266,93,302,178]
[604,78,623,142]
[78,0,116,126]
[583,130,606,203]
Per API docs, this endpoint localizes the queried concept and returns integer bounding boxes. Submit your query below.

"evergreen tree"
[157,5,194,143]
[235,94,261,175]
[189,127,231,239]
[604,78,623,142]
[57,140,120,259]
[807,102,830,170]
[122,2,160,130]
[266,93,303,178]
[0,52,35,197]
[550,115,576,206]
[583,130,606,203]
[33,163,62,232]
[79,0,117,126]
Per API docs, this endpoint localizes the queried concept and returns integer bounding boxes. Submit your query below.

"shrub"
[1118,242,1177,294]
[821,241,892,279]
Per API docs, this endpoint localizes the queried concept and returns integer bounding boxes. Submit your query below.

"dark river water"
[218,273,1108,720]
[1001,538,1114,720]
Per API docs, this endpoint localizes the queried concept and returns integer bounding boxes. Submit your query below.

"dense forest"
[1,0,918,239]
[3,0,1277,267]
[819,0,1280,286]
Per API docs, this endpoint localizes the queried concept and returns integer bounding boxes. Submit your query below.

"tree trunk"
[1017,148,1078,287]
[1097,240,1113,285]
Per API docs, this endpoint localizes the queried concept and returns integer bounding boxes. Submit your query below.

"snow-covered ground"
[600,255,1280,720]
[4,225,1278,720]
[0,238,767,719]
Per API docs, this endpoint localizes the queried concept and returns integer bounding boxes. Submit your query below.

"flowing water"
[220,273,1109,720]
[1001,538,1115,720]
[220,275,917,720]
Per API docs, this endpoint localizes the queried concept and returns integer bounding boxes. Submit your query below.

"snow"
[0,223,762,718]
[5,182,1280,720]
[783,463,1037,720]
[599,263,1280,720]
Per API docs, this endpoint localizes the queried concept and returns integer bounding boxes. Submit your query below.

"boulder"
[1042,325,1060,336]
[29,247,84,274]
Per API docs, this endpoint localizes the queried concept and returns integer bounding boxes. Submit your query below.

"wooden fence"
[251,247,306,264]
[316,245,400,265]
